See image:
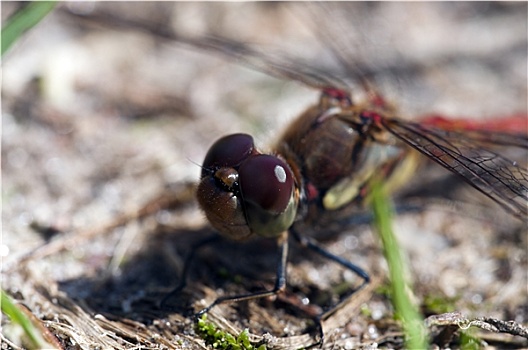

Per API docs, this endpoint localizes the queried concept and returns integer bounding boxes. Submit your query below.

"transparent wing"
[178,35,351,91]
[381,117,528,220]
[68,7,350,90]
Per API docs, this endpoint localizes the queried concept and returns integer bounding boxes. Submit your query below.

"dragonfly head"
[197,133,298,240]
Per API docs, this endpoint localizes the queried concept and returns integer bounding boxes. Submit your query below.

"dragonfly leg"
[194,232,325,346]
[291,228,370,283]
[290,227,370,322]
[159,234,220,309]
[194,232,290,317]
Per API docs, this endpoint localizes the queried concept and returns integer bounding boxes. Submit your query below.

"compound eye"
[202,134,255,177]
[238,155,294,214]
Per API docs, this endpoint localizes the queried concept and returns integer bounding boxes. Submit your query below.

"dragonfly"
[70,2,527,345]
[154,17,528,343]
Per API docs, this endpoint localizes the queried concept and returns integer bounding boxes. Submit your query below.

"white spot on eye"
[274,165,287,183]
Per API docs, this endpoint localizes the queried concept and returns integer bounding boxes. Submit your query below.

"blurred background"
[2,2,526,349]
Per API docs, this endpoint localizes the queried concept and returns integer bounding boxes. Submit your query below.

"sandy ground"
[2,2,527,349]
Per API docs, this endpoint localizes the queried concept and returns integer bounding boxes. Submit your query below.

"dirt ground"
[2,3,527,349]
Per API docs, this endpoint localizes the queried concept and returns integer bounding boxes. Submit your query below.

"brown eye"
[198,135,298,239]
[197,176,251,241]
[239,155,294,214]
[202,133,256,176]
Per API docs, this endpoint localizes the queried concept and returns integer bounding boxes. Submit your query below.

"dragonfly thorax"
[276,90,409,213]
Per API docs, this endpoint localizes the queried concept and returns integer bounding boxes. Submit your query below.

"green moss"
[195,314,266,350]
[374,282,392,297]
[360,303,372,317]
[423,293,458,315]
[459,330,481,350]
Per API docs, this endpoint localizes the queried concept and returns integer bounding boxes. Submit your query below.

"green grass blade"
[1,289,57,349]
[370,179,428,349]
[2,1,56,56]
